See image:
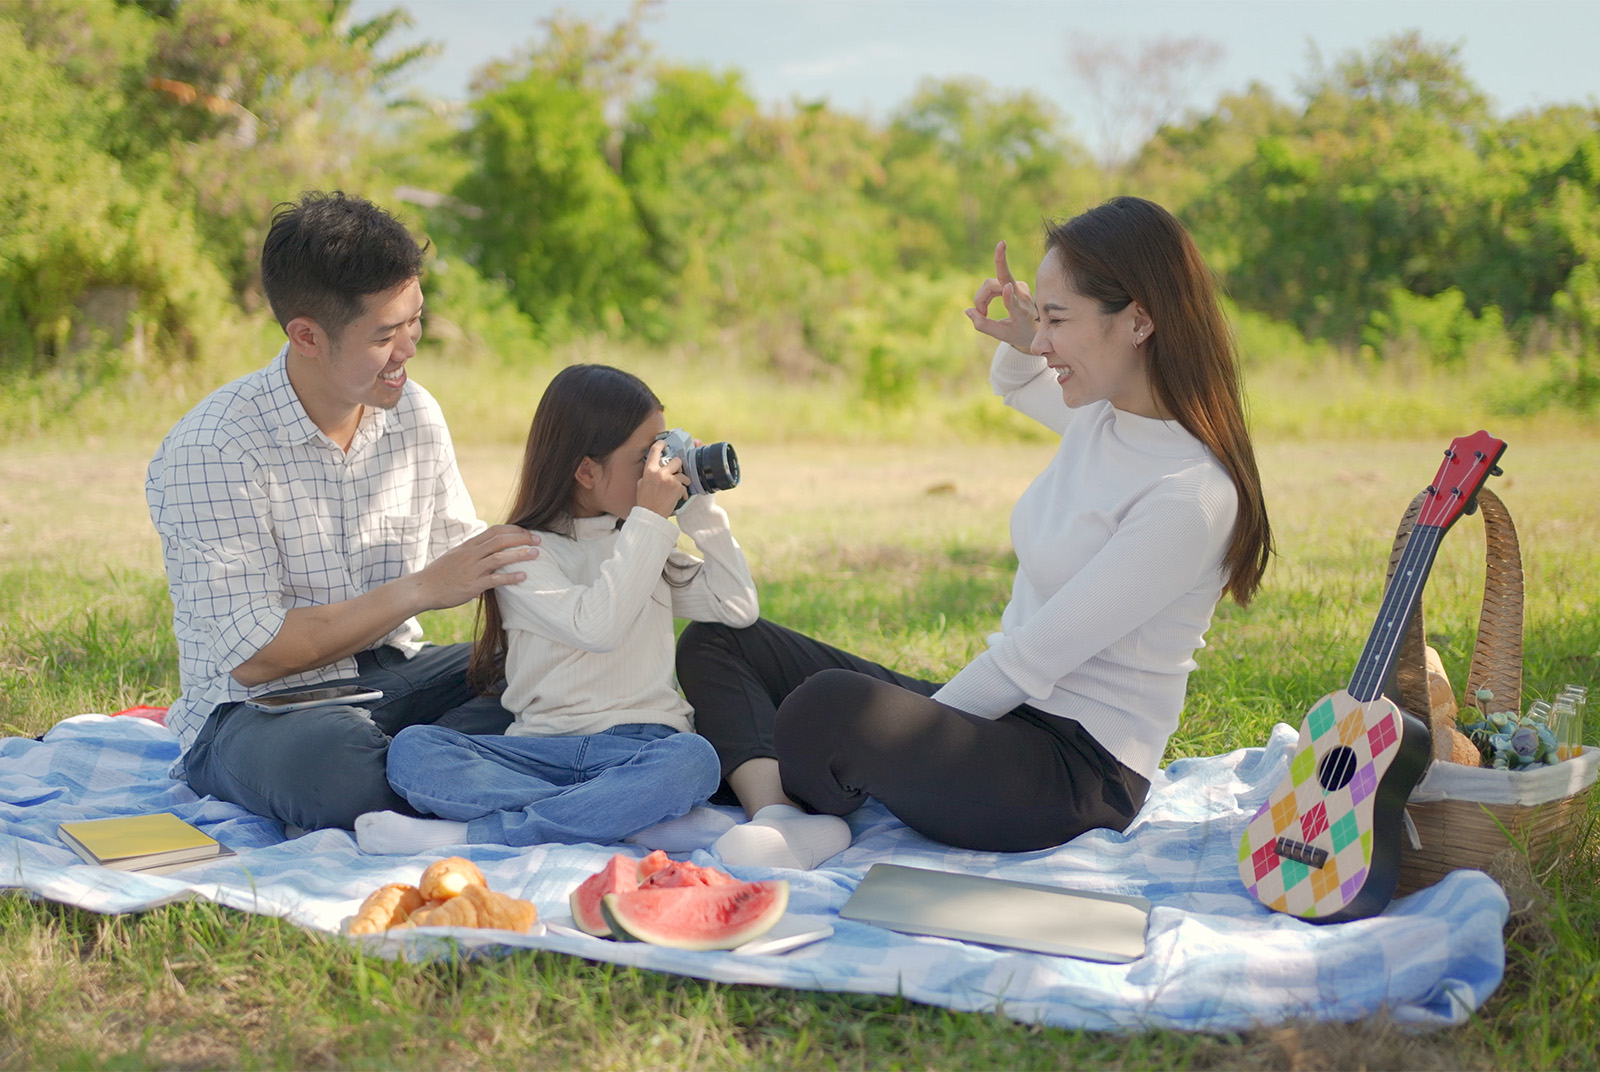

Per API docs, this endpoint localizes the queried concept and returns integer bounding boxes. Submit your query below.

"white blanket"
[1,715,1508,1032]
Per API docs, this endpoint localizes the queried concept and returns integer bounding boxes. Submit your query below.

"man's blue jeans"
[386,722,721,847]
[184,643,511,833]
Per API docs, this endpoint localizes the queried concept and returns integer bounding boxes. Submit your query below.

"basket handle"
[1383,485,1524,757]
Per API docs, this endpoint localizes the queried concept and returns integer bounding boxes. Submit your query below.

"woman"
[681,196,1272,869]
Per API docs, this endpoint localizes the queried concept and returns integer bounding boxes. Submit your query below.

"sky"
[352,0,1595,157]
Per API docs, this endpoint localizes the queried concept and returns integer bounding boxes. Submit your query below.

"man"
[146,191,538,832]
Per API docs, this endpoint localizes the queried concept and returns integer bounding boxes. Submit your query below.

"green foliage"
[878,78,1097,271]
[620,65,765,320]
[1160,31,1600,408]
[1225,298,1343,368]
[453,66,652,337]
[417,256,545,366]
[1553,262,1600,355]
[1135,83,1299,229]
[114,0,433,293]
[0,0,428,375]
[4,5,1600,425]
[618,68,907,356]
[0,15,228,371]
[1361,286,1509,367]
[818,271,979,407]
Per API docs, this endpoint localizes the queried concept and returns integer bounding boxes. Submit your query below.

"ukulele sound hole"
[1317,746,1359,792]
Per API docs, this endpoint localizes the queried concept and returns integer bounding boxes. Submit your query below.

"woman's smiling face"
[1029,249,1159,417]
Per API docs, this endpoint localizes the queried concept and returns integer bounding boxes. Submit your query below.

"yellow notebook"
[58,813,234,874]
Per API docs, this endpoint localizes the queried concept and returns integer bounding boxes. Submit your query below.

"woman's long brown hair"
[468,364,664,692]
[1045,197,1273,605]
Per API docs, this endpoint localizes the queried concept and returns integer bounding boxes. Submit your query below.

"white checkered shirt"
[146,345,484,763]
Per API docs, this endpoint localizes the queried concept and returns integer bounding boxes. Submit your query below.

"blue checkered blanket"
[1,714,1507,1032]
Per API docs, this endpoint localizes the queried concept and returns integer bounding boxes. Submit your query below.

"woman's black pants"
[676,618,1150,852]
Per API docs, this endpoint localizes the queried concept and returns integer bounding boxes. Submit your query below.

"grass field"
[2,358,1598,1068]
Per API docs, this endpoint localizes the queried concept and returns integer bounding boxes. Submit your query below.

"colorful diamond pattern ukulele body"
[1238,430,1507,924]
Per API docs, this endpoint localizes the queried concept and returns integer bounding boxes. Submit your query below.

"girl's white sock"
[354,811,468,855]
[624,806,738,852]
[712,804,851,871]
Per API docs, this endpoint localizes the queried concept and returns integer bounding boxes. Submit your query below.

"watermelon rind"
[601,880,789,950]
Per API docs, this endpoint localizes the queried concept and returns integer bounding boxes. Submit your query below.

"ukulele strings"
[1347,449,1488,704]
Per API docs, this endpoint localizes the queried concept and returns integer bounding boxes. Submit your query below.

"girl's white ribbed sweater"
[495,495,758,737]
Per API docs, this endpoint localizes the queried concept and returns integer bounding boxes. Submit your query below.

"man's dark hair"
[260,191,428,340]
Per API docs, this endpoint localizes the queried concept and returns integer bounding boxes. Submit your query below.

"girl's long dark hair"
[1045,196,1273,605]
[468,364,663,691]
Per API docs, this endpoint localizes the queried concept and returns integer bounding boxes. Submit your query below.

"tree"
[1187,34,1503,345]
[440,2,673,336]
[1132,82,1297,243]
[1469,106,1600,327]
[879,78,1093,271]
[1298,29,1489,134]
[1068,34,1225,176]
[0,8,227,369]
[129,0,435,296]
[619,66,761,315]
[619,69,903,362]
[446,2,901,353]
[1,0,433,371]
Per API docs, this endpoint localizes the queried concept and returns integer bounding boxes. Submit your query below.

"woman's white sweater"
[494,495,759,737]
[930,343,1239,780]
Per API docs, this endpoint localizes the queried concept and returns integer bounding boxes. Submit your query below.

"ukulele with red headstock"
[1238,431,1507,923]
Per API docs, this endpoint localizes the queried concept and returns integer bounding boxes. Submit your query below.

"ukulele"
[1238,431,1508,923]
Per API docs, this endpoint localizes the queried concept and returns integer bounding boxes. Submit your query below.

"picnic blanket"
[1,714,1508,1032]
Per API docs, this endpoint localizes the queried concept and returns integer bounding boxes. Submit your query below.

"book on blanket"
[840,863,1151,963]
[57,813,236,875]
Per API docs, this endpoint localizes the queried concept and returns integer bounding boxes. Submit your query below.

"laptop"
[839,863,1151,963]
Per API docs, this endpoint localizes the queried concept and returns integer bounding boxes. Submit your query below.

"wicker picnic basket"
[1383,486,1598,894]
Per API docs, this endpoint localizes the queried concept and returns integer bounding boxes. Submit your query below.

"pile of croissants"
[347,856,539,934]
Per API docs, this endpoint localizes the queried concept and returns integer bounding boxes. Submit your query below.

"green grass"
[2,356,1598,1068]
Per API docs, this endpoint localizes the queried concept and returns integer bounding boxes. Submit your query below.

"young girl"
[681,197,1273,867]
[355,364,759,855]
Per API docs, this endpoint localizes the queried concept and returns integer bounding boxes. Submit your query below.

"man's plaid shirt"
[145,345,483,766]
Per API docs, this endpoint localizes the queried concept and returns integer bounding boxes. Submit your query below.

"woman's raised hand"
[638,439,691,519]
[964,241,1038,353]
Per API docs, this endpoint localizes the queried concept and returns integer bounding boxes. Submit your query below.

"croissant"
[347,883,425,935]
[409,882,539,932]
[419,856,487,902]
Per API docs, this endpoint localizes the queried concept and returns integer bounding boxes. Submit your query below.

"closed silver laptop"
[840,863,1151,963]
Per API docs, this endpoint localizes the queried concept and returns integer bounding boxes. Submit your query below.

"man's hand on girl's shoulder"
[416,526,541,610]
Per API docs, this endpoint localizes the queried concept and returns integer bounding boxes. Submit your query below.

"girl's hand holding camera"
[638,440,691,518]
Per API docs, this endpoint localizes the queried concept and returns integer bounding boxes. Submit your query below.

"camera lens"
[689,442,739,494]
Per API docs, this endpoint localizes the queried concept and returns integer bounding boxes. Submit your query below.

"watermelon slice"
[635,849,674,882]
[601,880,789,950]
[569,854,639,936]
[639,858,739,889]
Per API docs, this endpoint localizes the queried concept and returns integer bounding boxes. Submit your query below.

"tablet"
[244,685,384,713]
[731,914,834,956]
[839,863,1150,963]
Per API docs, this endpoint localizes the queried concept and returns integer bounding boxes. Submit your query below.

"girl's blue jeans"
[385,722,720,847]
